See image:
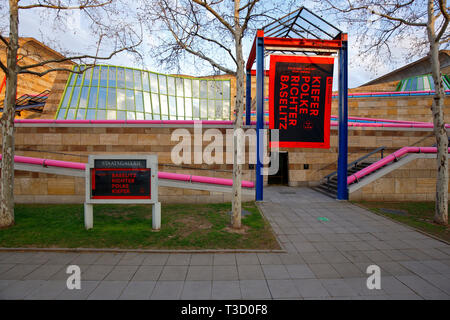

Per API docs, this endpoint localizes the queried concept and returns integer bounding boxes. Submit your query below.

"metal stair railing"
[322,146,386,190]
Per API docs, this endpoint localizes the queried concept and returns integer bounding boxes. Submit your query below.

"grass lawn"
[0,202,280,250]
[355,201,450,243]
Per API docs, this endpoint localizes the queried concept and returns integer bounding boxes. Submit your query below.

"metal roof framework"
[245,7,349,202]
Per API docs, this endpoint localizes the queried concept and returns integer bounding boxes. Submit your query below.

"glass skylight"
[55,65,232,120]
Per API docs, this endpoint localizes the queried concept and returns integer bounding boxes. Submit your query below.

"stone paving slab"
[0,186,449,300]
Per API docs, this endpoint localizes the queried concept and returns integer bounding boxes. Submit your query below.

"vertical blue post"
[246,71,252,125]
[337,35,349,200]
[256,31,264,201]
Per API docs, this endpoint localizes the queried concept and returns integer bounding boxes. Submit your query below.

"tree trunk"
[0,0,18,228]
[231,0,243,229]
[427,0,448,225]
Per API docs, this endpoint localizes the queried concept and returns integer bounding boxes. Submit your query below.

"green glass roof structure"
[396,74,450,92]
[55,65,232,120]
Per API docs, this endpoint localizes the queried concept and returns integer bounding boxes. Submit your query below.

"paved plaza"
[0,186,449,300]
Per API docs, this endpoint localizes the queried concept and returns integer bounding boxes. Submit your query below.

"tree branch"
[167,24,236,75]
[18,43,140,70]
[18,0,114,10]
[191,0,234,34]
[0,60,7,75]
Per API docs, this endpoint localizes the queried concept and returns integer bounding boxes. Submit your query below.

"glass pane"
[96,110,106,120]
[68,70,77,86]
[86,109,96,120]
[159,75,167,94]
[151,93,160,114]
[208,99,215,119]
[117,68,126,88]
[142,72,150,91]
[185,97,192,117]
[167,77,175,96]
[134,70,142,90]
[200,80,207,98]
[193,98,200,119]
[136,112,144,120]
[107,110,117,120]
[143,92,152,113]
[117,111,126,120]
[200,99,207,119]
[61,87,73,108]
[56,109,67,120]
[176,78,183,96]
[107,87,116,108]
[82,68,92,86]
[145,113,153,120]
[127,112,136,120]
[215,100,222,118]
[56,108,66,120]
[125,68,134,88]
[91,66,100,87]
[76,108,85,120]
[78,87,89,108]
[126,90,135,111]
[168,96,176,117]
[192,80,199,98]
[184,79,192,98]
[161,115,169,120]
[117,89,126,110]
[223,81,230,99]
[177,97,184,117]
[417,77,424,91]
[208,81,215,99]
[150,73,158,92]
[153,114,160,120]
[223,100,230,119]
[160,95,168,115]
[135,91,144,112]
[98,87,107,109]
[108,67,116,87]
[70,87,80,107]
[100,66,108,87]
[215,82,222,99]
[66,109,76,119]
[88,87,98,108]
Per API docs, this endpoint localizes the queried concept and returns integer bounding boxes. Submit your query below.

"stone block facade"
[3,123,446,203]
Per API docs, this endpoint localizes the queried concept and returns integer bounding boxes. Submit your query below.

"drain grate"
[379,208,408,216]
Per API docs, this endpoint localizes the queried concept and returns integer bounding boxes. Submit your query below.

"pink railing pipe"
[0,154,255,189]
[347,147,450,185]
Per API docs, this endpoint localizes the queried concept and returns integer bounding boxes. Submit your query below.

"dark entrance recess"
[268,152,289,185]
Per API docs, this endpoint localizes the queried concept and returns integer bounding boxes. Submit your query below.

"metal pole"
[337,36,349,200]
[256,32,264,201]
[246,71,251,126]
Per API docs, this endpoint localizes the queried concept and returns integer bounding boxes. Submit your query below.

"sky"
[1,0,427,89]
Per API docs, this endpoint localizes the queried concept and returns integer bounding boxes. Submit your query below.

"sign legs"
[152,202,161,230]
[84,203,93,230]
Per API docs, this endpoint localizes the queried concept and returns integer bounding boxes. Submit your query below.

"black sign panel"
[269,55,334,149]
[91,168,151,199]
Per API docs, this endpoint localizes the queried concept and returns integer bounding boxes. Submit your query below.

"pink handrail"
[347,147,450,185]
[14,118,450,129]
[0,154,255,189]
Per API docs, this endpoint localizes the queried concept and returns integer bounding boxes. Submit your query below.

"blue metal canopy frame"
[246,7,349,201]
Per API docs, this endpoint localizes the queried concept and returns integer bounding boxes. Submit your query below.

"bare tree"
[143,0,293,229]
[0,0,142,228]
[315,0,449,225]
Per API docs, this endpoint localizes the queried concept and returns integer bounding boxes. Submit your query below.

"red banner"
[269,55,334,148]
